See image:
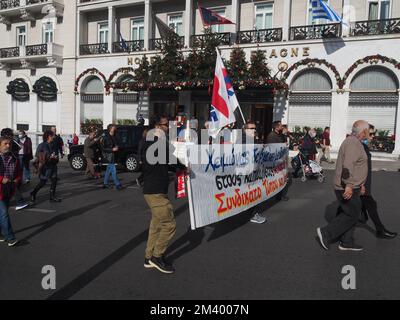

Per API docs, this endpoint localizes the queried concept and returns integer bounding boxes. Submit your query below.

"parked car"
[68,125,144,172]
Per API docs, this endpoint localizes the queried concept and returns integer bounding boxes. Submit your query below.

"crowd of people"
[0,117,397,274]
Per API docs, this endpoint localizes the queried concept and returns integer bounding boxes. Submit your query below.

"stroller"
[291,149,325,183]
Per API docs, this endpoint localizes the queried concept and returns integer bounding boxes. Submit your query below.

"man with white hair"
[317,120,369,252]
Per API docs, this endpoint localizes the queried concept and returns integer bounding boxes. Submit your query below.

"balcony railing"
[0,46,19,58]
[0,0,20,10]
[26,43,47,56]
[149,36,184,50]
[112,40,144,53]
[80,43,108,55]
[190,32,231,47]
[289,23,342,41]
[236,28,283,44]
[351,17,400,36]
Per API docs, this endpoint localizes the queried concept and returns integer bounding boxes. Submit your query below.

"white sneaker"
[250,213,266,224]
[16,202,29,211]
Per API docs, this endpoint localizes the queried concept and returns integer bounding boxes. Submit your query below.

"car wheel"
[125,155,139,172]
[70,155,86,171]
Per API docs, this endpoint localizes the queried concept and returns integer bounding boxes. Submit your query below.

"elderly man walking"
[317,120,369,252]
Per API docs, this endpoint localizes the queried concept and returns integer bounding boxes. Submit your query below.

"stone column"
[393,96,400,155]
[282,0,292,41]
[184,0,193,48]
[330,91,349,150]
[108,6,115,54]
[103,93,114,129]
[144,0,153,50]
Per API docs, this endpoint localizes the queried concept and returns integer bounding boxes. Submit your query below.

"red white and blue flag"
[209,49,239,137]
[199,5,235,27]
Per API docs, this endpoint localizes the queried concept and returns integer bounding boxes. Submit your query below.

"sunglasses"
[247,127,257,130]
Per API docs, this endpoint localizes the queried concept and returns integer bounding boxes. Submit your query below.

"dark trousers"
[322,189,362,245]
[361,195,385,232]
[31,178,57,196]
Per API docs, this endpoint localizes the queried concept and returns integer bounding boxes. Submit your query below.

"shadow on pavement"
[18,200,111,241]
[166,227,206,263]
[47,202,189,300]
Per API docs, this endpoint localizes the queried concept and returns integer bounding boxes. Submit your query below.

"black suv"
[68,125,144,172]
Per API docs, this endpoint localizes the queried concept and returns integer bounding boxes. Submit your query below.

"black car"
[68,125,144,172]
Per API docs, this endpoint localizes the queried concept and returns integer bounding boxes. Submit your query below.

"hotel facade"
[0,0,399,154]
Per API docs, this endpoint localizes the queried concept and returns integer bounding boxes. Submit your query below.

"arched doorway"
[80,76,104,127]
[288,69,333,131]
[348,66,399,137]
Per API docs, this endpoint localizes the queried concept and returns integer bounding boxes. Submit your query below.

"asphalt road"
[0,162,399,300]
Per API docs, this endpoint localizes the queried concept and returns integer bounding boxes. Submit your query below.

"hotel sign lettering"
[127,47,311,66]
[265,47,311,59]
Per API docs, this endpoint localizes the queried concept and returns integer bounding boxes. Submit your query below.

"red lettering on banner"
[216,187,262,216]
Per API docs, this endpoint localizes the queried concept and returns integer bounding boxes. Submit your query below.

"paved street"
[1,161,399,300]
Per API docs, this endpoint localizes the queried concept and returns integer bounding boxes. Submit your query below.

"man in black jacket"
[359,125,396,239]
[142,116,176,274]
[102,125,122,190]
[30,130,61,203]
[50,126,64,158]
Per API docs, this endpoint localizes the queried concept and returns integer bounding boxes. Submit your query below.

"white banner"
[187,144,289,230]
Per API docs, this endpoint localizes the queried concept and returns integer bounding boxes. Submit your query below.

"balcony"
[0,0,64,24]
[289,23,342,41]
[149,36,184,51]
[351,17,400,37]
[112,40,144,53]
[0,42,63,69]
[190,32,231,47]
[80,43,108,55]
[236,28,283,44]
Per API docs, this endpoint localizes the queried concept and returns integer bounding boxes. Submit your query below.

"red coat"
[0,157,22,201]
[72,136,79,145]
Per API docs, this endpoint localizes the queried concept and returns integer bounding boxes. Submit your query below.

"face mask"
[19,134,24,139]
[310,133,316,138]
[362,138,369,146]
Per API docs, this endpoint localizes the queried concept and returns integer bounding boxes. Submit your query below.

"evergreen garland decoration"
[33,77,58,102]
[6,78,30,102]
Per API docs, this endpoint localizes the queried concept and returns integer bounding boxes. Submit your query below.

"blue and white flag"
[311,0,348,26]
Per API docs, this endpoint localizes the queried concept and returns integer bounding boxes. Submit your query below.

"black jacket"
[51,135,64,157]
[142,137,171,195]
[266,131,285,144]
[362,143,372,195]
[101,133,119,163]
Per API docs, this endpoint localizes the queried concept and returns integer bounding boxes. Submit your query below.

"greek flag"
[311,0,342,23]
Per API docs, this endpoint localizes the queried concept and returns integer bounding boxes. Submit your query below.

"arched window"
[348,66,399,135]
[80,76,104,125]
[291,69,332,91]
[82,76,104,95]
[114,74,138,123]
[288,69,333,130]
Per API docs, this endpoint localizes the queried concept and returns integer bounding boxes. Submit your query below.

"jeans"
[104,163,121,186]
[322,189,362,245]
[0,200,16,241]
[18,155,30,182]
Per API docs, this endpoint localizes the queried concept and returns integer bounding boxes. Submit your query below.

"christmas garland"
[282,58,342,89]
[74,68,107,94]
[342,54,400,89]
[283,55,400,92]
[106,67,135,94]
[33,77,58,102]
[6,78,30,102]
[109,78,287,92]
